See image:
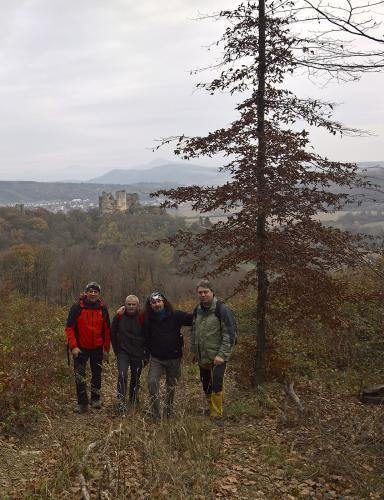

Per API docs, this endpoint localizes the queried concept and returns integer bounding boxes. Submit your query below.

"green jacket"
[191,297,233,364]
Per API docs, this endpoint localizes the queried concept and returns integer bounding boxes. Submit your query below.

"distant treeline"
[0,180,177,204]
[0,206,237,307]
[329,210,384,236]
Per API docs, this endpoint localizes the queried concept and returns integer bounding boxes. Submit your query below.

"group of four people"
[65,279,236,422]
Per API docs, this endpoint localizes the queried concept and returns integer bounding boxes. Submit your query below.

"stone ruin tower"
[99,190,139,214]
[115,190,128,211]
[99,192,115,213]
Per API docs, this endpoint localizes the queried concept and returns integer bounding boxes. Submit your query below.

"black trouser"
[116,353,143,405]
[73,347,103,406]
[199,362,227,417]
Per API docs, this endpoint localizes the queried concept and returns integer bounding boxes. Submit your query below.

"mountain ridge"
[87,162,228,185]
[1,161,383,206]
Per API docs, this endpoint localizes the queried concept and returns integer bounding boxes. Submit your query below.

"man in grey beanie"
[65,282,110,413]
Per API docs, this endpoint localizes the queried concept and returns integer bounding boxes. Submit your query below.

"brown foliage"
[0,294,68,434]
[152,1,382,382]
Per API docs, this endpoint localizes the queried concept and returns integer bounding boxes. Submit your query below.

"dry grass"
[0,293,69,435]
[1,296,384,499]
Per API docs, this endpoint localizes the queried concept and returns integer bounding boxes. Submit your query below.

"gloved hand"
[72,347,81,358]
[117,306,125,315]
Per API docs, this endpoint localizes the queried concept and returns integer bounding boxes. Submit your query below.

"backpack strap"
[215,300,237,346]
[192,305,198,323]
[214,300,224,324]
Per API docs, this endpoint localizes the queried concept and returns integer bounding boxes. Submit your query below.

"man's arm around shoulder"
[176,310,193,327]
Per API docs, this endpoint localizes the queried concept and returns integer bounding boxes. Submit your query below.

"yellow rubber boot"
[210,391,224,417]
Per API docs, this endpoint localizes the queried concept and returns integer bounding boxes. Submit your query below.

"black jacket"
[144,310,192,360]
[110,311,145,358]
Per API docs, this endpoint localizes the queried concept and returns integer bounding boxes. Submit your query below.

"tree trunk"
[253,0,269,386]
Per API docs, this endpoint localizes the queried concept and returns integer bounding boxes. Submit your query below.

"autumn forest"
[1,1,384,498]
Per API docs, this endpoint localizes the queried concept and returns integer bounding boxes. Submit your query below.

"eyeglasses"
[126,302,138,307]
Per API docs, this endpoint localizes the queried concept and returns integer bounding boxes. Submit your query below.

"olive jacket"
[190,297,233,364]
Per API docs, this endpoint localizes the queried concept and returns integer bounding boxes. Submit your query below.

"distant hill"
[1,161,383,209]
[0,181,177,204]
[357,161,384,183]
[88,162,229,185]
[334,162,384,209]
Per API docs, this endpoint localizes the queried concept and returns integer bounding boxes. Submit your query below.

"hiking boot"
[73,404,88,414]
[90,400,101,409]
[145,410,161,423]
[211,416,224,428]
[117,402,127,413]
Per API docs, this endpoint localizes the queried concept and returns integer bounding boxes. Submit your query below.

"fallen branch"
[82,441,98,464]
[78,424,123,500]
[79,473,90,500]
[284,380,304,412]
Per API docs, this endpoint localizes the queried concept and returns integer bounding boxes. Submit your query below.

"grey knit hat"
[85,281,101,293]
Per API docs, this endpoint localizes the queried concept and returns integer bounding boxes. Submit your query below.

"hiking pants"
[74,347,103,406]
[199,362,227,417]
[148,357,181,419]
[116,353,143,405]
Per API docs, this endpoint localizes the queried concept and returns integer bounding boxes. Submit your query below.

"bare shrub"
[0,294,68,434]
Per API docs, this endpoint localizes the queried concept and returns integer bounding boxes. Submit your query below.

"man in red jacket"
[65,282,111,414]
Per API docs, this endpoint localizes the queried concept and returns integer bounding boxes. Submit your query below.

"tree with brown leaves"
[154,1,384,384]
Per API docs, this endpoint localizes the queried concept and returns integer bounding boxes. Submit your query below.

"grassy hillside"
[0,292,383,498]
[0,294,69,434]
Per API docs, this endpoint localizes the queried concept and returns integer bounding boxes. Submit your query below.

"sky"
[0,0,383,182]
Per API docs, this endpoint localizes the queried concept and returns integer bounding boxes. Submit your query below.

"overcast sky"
[0,0,383,182]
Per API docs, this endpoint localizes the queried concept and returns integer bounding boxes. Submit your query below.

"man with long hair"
[144,291,192,422]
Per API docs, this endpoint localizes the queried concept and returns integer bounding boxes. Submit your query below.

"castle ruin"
[99,190,139,214]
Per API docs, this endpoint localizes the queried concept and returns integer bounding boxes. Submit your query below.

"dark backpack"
[192,299,238,346]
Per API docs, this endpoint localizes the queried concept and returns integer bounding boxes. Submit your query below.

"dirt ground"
[1,362,383,499]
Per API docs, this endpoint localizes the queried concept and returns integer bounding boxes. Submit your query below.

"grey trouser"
[147,357,181,419]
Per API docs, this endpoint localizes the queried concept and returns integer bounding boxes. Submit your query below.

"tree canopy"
[154,1,384,383]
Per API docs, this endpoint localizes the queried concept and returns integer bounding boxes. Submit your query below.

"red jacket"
[65,297,111,351]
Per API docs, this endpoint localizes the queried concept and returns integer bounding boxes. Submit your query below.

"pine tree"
[154,1,383,384]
